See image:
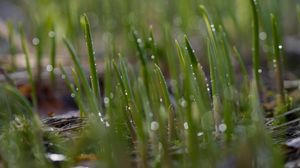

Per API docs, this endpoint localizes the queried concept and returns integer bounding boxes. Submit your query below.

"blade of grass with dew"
[59,65,85,117]
[49,25,56,87]
[132,29,151,95]
[112,59,136,141]
[82,14,101,103]
[114,56,148,167]
[63,38,99,116]
[20,25,38,112]
[175,40,201,166]
[250,0,261,93]
[271,13,286,116]
[199,6,222,132]
[154,64,176,142]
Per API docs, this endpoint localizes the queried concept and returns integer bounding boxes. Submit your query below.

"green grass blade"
[250,0,261,93]
[82,14,101,102]
[20,25,38,112]
[49,25,57,87]
[154,64,175,141]
[271,13,286,115]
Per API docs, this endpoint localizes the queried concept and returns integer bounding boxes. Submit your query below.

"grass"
[0,0,298,167]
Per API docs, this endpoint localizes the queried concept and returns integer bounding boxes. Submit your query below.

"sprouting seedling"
[59,64,85,117]
[112,59,136,141]
[250,0,261,94]
[6,22,17,71]
[154,64,176,141]
[271,13,286,115]
[49,24,56,87]
[20,25,38,112]
[82,14,101,103]
[63,38,99,116]
[199,5,221,132]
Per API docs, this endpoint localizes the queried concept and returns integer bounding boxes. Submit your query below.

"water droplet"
[104,97,110,105]
[218,123,227,132]
[105,122,110,127]
[210,24,216,32]
[184,122,189,130]
[32,37,40,45]
[98,112,102,117]
[137,38,142,43]
[258,69,262,74]
[159,98,163,103]
[148,37,153,42]
[46,65,53,72]
[259,32,267,41]
[47,153,66,162]
[150,121,159,131]
[70,93,75,98]
[273,59,277,63]
[278,45,283,49]
[151,55,155,60]
[125,91,128,96]
[48,31,56,38]
[180,98,187,107]
[197,132,204,137]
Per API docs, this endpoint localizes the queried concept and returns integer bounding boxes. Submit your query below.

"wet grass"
[0,0,299,167]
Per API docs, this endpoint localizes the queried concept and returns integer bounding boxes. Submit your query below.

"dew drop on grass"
[151,55,155,60]
[46,65,54,72]
[32,37,40,45]
[278,45,283,49]
[197,132,204,137]
[105,122,110,127]
[137,38,142,43]
[210,24,216,32]
[180,98,187,107]
[150,121,159,131]
[104,97,110,105]
[48,31,56,38]
[159,98,163,103]
[218,123,227,132]
[184,122,189,130]
[259,32,267,40]
[70,93,75,98]
[98,112,102,117]
[148,37,153,42]
[47,153,66,162]
[258,69,262,74]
